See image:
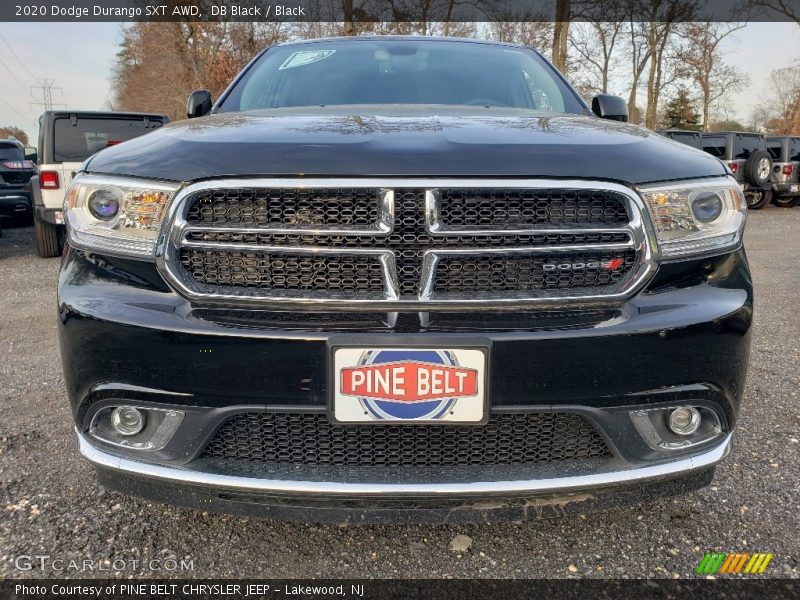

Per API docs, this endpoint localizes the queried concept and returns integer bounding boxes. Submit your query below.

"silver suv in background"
[32,111,169,257]
[766,136,800,208]
[701,132,773,209]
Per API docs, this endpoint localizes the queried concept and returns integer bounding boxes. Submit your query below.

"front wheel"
[773,195,797,208]
[745,189,771,210]
[34,214,62,258]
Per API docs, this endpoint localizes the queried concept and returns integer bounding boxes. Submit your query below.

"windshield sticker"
[279,50,336,70]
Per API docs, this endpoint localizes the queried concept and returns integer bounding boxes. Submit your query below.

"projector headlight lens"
[690,191,724,224]
[638,177,746,259]
[87,188,122,221]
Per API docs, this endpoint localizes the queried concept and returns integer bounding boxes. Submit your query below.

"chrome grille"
[161,179,652,308]
[201,412,612,467]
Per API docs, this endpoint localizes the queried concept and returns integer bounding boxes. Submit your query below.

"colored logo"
[542,258,625,272]
[340,350,477,420]
[696,552,774,575]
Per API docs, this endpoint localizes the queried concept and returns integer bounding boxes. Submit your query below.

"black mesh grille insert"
[185,188,381,228]
[201,412,612,467]
[179,249,384,293]
[439,188,629,227]
[434,250,637,293]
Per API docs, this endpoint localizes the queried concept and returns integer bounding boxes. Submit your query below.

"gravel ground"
[0,209,798,580]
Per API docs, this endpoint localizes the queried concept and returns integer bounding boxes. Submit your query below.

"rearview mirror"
[591,95,629,122]
[187,90,213,119]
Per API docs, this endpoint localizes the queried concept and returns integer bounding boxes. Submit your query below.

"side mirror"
[591,94,629,122]
[24,147,37,163]
[186,89,213,119]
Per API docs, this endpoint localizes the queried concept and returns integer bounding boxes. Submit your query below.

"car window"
[0,143,24,161]
[790,138,800,162]
[733,135,762,159]
[702,135,727,158]
[677,133,701,148]
[52,117,164,163]
[221,40,585,114]
[766,140,783,161]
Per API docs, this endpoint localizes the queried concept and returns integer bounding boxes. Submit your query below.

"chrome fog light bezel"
[89,405,184,451]
[630,405,723,451]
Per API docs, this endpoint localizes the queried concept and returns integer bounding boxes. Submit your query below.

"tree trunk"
[551,0,571,73]
[343,0,355,35]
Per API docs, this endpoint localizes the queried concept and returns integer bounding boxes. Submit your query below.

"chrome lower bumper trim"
[77,432,731,497]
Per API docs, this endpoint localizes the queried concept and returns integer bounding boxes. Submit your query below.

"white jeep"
[32,111,168,257]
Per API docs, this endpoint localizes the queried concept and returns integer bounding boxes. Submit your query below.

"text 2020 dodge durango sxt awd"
[59,37,751,523]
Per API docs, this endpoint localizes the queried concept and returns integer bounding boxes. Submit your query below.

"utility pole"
[30,78,65,112]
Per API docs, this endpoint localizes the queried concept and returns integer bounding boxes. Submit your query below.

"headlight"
[638,177,746,259]
[64,174,180,259]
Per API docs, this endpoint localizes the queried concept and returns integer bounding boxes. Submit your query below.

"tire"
[745,189,771,210]
[773,195,797,208]
[34,214,61,258]
[744,150,772,187]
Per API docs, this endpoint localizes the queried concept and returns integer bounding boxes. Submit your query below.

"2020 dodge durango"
[59,37,751,523]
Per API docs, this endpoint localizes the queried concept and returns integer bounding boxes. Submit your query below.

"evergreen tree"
[661,89,702,130]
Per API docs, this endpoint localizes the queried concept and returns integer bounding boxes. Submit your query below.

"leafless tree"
[568,22,624,94]
[568,0,631,94]
[752,61,800,134]
[749,0,800,24]
[677,22,747,130]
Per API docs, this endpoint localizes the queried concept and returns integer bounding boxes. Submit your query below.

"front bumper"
[60,246,752,522]
[80,430,728,523]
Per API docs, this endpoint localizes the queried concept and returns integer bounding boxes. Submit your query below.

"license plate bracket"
[329,344,489,424]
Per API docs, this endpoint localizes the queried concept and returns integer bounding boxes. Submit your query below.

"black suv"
[701,131,773,208]
[0,138,36,221]
[766,136,800,208]
[60,37,750,523]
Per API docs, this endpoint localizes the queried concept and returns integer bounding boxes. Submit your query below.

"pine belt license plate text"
[333,348,487,423]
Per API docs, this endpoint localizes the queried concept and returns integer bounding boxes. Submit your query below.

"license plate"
[332,347,487,423]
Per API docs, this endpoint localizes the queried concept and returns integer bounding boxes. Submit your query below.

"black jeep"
[59,37,750,523]
[701,131,773,209]
[0,137,36,222]
[656,129,703,150]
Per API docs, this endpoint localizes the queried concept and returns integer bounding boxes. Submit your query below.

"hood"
[84,107,727,185]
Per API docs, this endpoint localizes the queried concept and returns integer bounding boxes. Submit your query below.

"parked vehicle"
[701,131,773,209]
[766,136,800,208]
[60,37,751,523]
[655,129,703,149]
[0,137,36,222]
[32,111,169,257]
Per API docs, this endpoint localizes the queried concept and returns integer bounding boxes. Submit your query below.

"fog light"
[668,407,701,435]
[111,407,145,436]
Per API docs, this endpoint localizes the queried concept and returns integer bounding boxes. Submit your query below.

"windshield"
[219,40,585,114]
